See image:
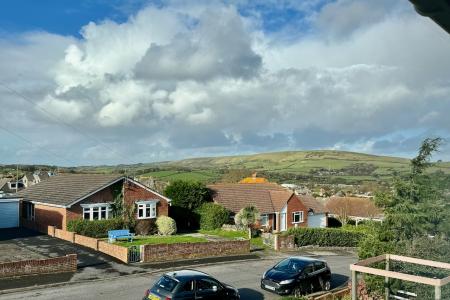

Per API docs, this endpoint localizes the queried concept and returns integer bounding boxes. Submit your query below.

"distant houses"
[325,196,383,225]
[208,174,328,231]
[0,171,53,198]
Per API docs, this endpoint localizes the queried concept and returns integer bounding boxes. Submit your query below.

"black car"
[261,256,331,296]
[143,269,240,300]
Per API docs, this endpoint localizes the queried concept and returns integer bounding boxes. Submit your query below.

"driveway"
[0,228,145,288]
[0,251,356,299]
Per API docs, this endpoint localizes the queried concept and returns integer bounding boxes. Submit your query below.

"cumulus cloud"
[1,0,450,165]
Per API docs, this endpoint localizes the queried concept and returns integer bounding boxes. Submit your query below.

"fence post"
[385,255,390,299]
[351,270,357,300]
[435,285,441,300]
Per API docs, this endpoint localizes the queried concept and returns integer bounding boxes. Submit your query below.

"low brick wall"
[55,228,75,243]
[141,240,250,263]
[312,287,350,300]
[98,241,128,263]
[274,234,295,250]
[47,226,128,263]
[0,254,77,279]
[74,234,99,251]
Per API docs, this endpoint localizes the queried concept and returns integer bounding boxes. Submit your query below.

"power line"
[0,81,132,167]
[0,125,74,166]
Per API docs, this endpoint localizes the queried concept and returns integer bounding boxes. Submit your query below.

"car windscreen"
[153,275,179,292]
[273,259,308,273]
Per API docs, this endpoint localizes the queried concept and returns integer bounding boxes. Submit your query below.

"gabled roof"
[208,183,313,214]
[325,196,383,218]
[17,174,123,207]
[23,173,34,181]
[298,195,327,214]
[0,178,12,190]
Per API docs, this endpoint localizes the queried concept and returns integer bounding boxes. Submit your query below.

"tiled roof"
[208,183,303,214]
[16,174,123,207]
[298,195,327,214]
[0,178,12,190]
[269,190,294,212]
[325,196,383,218]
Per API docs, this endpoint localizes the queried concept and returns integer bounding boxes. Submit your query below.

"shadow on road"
[239,288,265,300]
[331,273,349,288]
[0,272,74,291]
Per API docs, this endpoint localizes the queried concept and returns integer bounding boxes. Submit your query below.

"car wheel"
[322,279,331,291]
[293,287,302,297]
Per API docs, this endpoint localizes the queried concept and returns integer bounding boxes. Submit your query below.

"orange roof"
[239,177,269,183]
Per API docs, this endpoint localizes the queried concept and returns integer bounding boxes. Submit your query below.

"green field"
[3,150,450,186]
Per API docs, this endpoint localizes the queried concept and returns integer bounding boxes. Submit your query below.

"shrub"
[286,227,367,247]
[196,203,229,230]
[67,218,125,238]
[156,216,177,235]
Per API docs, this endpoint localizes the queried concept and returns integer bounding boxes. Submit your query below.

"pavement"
[0,250,356,300]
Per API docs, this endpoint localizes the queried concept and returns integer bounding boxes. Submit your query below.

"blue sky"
[0,0,449,166]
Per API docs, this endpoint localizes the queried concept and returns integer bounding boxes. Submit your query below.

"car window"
[196,278,219,292]
[303,264,314,275]
[180,280,194,292]
[314,261,326,271]
[154,275,178,292]
[274,259,308,273]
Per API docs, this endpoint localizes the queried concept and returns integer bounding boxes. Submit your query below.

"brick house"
[16,174,171,234]
[208,181,327,232]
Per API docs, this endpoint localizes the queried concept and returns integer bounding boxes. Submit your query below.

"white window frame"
[136,200,158,220]
[292,211,304,224]
[260,214,269,226]
[81,203,111,221]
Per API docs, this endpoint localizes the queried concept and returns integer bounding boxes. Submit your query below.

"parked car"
[261,256,331,296]
[143,269,240,300]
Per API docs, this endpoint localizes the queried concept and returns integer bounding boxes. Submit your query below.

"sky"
[1,0,450,166]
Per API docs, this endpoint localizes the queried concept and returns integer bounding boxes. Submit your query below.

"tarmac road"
[0,252,356,300]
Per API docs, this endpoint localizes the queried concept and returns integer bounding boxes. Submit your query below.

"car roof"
[165,270,212,282]
[286,256,326,264]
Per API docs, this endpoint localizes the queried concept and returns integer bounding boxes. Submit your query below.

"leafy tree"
[235,206,260,238]
[196,203,230,230]
[359,138,450,299]
[164,180,209,210]
[165,180,210,229]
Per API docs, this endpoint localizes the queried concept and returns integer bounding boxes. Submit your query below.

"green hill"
[73,150,450,185]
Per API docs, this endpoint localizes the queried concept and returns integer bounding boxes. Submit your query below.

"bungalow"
[15,174,171,234]
[325,196,383,225]
[208,181,327,232]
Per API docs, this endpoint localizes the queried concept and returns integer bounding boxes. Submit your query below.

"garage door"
[0,201,19,228]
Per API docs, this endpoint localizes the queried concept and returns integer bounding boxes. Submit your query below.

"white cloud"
[1,0,450,165]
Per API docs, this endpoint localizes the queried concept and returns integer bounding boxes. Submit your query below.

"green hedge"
[286,227,366,247]
[196,203,230,230]
[67,218,125,238]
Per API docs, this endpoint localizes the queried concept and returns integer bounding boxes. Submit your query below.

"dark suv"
[261,256,331,296]
[144,270,240,300]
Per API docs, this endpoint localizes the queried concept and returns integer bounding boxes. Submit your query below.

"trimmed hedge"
[196,203,230,230]
[286,227,366,247]
[67,218,125,238]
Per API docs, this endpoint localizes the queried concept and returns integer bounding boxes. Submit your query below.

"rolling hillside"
[72,150,450,185]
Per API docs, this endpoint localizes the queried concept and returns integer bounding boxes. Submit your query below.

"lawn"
[198,229,248,239]
[115,235,207,247]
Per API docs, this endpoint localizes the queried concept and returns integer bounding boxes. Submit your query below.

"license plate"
[265,285,276,291]
[148,294,160,300]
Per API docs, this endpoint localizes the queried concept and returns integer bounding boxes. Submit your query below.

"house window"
[260,214,269,226]
[82,204,111,221]
[24,202,35,220]
[136,201,158,219]
[292,211,304,223]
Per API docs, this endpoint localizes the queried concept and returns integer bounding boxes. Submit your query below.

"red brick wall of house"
[34,204,67,230]
[123,180,169,235]
[66,181,123,225]
[286,195,308,229]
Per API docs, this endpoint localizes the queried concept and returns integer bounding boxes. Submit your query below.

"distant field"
[4,150,450,186]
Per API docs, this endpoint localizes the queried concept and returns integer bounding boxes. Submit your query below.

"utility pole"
[16,164,18,193]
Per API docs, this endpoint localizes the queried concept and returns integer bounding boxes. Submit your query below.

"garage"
[0,198,20,228]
